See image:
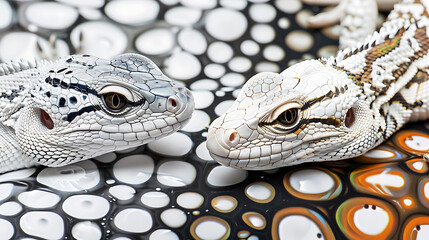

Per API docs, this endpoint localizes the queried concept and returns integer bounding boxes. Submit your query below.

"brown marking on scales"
[413,27,429,55]
[390,92,424,110]
[358,28,406,85]
[301,86,347,110]
[416,0,429,18]
[306,117,342,128]
[405,69,429,88]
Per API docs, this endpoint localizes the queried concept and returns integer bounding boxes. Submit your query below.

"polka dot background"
[0,0,428,239]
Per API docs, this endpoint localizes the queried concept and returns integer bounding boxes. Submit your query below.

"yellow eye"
[277,108,299,125]
[102,92,127,111]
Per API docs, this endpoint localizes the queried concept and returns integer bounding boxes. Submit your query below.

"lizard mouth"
[40,109,54,130]
[209,152,287,170]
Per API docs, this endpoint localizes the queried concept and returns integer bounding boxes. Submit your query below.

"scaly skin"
[207,0,429,170]
[0,53,194,173]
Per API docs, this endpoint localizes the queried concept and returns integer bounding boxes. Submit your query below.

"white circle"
[0,201,22,216]
[72,221,102,240]
[205,8,247,41]
[160,0,179,5]
[212,196,237,212]
[37,161,100,192]
[278,17,290,29]
[62,195,110,220]
[0,0,12,29]
[192,90,215,109]
[113,155,154,185]
[70,21,127,59]
[286,31,314,52]
[251,24,275,44]
[228,57,252,73]
[196,141,214,161]
[0,218,13,239]
[0,32,50,61]
[207,42,234,63]
[160,208,187,228]
[289,169,334,194]
[181,110,210,132]
[164,51,201,80]
[157,161,197,187]
[214,100,235,116]
[405,136,429,151]
[114,208,153,233]
[363,149,395,158]
[176,192,204,209]
[219,0,247,10]
[20,212,64,239]
[245,182,273,201]
[263,45,285,61]
[178,28,207,55]
[0,168,36,182]
[79,8,103,20]
[204,64,226,79]
[25,2,78,30]
[165,6,202,26]
[18,190,61,209]
[56,0,105,8]
[275,0,302,14]
[141,191,170,208]
[255,62,280,73]
[354,207,389,235]
[191,79,219,91]
[109,185,136,201]
[0,183,13,202]
[195,219,228,239]
[249,4,276,23]
[207,166,248,187]
[148,132,193,156]
[220,73,246,87]
[278,215,324,239]
[135,28,175,56]
[150,229,180,240]
[241,40,260,56]
[105,0,159,25]
[180,0,216,9]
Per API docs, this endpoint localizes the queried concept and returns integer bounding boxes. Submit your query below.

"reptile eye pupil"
[113,94,119,107]
[278,108,298,125]
[103,92,127,111]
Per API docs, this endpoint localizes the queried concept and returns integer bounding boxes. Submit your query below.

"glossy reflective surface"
[0,0,427,239]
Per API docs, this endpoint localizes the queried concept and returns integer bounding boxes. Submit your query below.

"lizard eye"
[102,92,128,112]
[260,102,304,134]
[277,108,299,125]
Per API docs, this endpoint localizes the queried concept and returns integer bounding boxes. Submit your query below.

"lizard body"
[0,53,194,173]
[207,0,429,170]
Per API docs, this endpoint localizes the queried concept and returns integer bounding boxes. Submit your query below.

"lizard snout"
[206,126,240,158]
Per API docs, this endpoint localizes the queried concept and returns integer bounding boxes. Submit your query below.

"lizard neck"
[327,10,429,142]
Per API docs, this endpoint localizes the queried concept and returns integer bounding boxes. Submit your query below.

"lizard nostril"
[167,96,180,113]
[40,109,54,130]
[230,132,237,142]
[224,129,239,147]
[345,108,355,128]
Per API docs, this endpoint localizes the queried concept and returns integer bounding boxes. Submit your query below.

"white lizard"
[0,53,194,173]
[207,0,429,170]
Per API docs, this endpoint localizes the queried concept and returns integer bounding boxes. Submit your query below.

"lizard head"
[17,53,194,167]
[207,60,376,170]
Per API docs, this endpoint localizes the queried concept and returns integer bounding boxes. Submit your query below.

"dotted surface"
[0,1,427,239]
